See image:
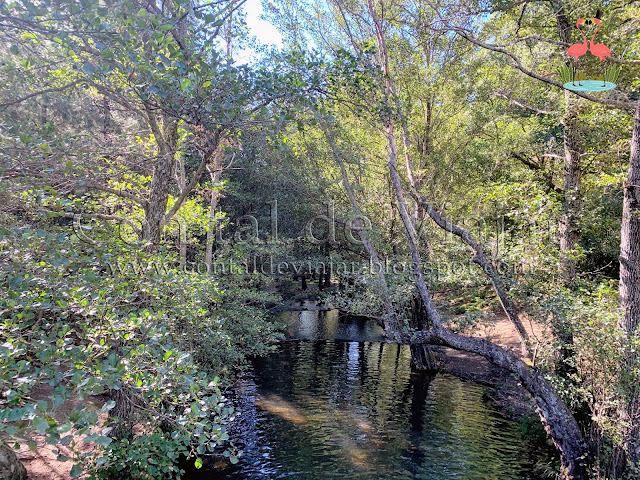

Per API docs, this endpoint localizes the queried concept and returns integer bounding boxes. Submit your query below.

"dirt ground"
[436,312,550,418]
[14,392,108,480]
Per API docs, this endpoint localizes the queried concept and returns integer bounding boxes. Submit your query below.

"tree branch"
[0,80,81,111]
[511,151,563,195]
[82,181,149,209]
[447,26,637,110]
[162,133,221,225]
[493,91,553,115]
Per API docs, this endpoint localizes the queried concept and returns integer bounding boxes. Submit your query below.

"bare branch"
[493,91,554,115]
[0,80,81,111]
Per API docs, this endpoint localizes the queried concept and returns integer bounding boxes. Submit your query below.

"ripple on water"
[186,311,549,480]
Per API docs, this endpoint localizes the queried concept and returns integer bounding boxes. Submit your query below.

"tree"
[0,0,277,250]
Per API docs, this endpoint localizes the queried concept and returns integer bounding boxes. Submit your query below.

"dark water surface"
[196,309,547,479]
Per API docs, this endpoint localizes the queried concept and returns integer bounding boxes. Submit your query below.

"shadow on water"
[185,309,549,480]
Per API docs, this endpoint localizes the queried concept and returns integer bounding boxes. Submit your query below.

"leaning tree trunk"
[322,120,400,338]
[414,195,533,357]
[619,105,640,468]
[411,327,588,479]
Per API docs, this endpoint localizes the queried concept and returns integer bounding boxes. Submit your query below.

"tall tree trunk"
[363,2,587,476]
[142,114,178,250]
[143,153,173,249]
[551,0,582,285]
[549,92,582,382]
[619,105,640,467]
[367,0,532,357]
[176,150,187,268]
[560,92,581,285]
[367,0,441,330]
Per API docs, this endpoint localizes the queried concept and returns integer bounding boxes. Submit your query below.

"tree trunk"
[0,441,27,480]
[109,386,135,441]
[411,327,587,479]
[142,115,178,250]
[367,0,532,357]
[364,3,587,476]
[619,105,640,467]
[409,295,438,371]
[414,196,533,357]
[205,149,224,270]
[322,120,400,338]
[143,153,173,249]
[560,92,581,285]
[410,343,438,371]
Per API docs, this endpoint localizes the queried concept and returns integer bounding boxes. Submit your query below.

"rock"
[0,441,28,480]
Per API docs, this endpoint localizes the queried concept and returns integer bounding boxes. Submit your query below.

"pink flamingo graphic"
[589,18,612,86]
[566,18,587,86]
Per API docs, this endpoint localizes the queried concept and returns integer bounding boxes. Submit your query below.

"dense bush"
[0,226,281,478]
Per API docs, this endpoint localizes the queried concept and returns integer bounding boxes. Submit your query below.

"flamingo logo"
[561,14,621,92]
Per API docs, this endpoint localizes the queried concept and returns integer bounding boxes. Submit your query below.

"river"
[189,306,549,479]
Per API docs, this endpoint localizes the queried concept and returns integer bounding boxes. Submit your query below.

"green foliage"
[0,226,279,478]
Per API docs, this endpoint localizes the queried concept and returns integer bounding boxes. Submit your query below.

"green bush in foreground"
[0,227,281,478]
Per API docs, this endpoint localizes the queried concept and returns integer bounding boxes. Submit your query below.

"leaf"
[194,457,203,469]
[7,408,23,422]
[230,455,239,464]
[94,436,112,447]
[100,49,115,60]
[33,416,49,434]
[70,464,83,478]
[82,62,96,74]
[159,24,174,31]
[101,400,116,412]
[202,80,212,88]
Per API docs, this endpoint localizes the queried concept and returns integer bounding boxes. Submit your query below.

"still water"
[198,309,547,479]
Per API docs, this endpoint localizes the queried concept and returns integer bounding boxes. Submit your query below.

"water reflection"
[190,311,545,479]
[282,309,385,342]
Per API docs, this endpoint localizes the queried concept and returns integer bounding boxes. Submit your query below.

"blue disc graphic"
[563,80,617,92]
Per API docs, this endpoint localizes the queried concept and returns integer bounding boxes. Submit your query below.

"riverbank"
[14,309,550,480]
